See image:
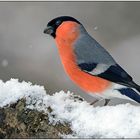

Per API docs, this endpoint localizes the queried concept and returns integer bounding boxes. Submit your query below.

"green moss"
[0,98,72,138]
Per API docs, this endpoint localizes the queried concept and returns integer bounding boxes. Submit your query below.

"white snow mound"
[0,79,140,138]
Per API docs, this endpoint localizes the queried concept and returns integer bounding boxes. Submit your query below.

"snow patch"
[0,79,46,107]
[0,79,140,138]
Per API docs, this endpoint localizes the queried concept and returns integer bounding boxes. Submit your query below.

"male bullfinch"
[44,16,140,105]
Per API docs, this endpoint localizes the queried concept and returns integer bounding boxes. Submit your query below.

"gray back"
[74,25,116,65]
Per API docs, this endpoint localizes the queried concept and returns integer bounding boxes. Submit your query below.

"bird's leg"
[104,99,110,106]
[90,99,99,105]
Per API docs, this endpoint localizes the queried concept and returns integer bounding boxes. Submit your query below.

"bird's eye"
[56,20,61,26]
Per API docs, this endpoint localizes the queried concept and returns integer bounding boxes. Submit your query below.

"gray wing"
[74,32,116,66]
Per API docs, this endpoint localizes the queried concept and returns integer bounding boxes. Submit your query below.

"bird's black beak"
[43,26,54,35]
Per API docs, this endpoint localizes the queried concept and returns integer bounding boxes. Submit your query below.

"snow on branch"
[0,79,140,138]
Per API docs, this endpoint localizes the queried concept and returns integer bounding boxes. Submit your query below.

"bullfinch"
[44,16,140,105]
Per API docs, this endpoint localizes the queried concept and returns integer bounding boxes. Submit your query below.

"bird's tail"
[133,84,140,93]
[128,81,140,93]
[119,88,140,103]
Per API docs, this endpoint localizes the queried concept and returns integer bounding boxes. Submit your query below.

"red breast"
[55,21,111,93]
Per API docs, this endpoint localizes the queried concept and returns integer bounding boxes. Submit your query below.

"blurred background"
[0,2,140,105]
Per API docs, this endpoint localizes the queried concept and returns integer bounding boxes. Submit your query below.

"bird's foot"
[90,99,99,105]
[104,99,110,106]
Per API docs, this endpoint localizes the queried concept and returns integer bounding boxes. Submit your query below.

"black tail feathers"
[128,81,140,93]
[118,81,140,104]
[119,88,140,103]
[134,84,140,93]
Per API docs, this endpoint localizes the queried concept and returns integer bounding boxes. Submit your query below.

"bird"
[44,16,140,105]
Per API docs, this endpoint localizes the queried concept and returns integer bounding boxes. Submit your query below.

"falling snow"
[1,59,8,67]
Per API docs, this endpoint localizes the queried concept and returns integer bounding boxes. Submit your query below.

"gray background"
[0,2,140,105]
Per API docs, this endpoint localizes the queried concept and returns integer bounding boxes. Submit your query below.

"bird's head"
[44,16,82,38]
